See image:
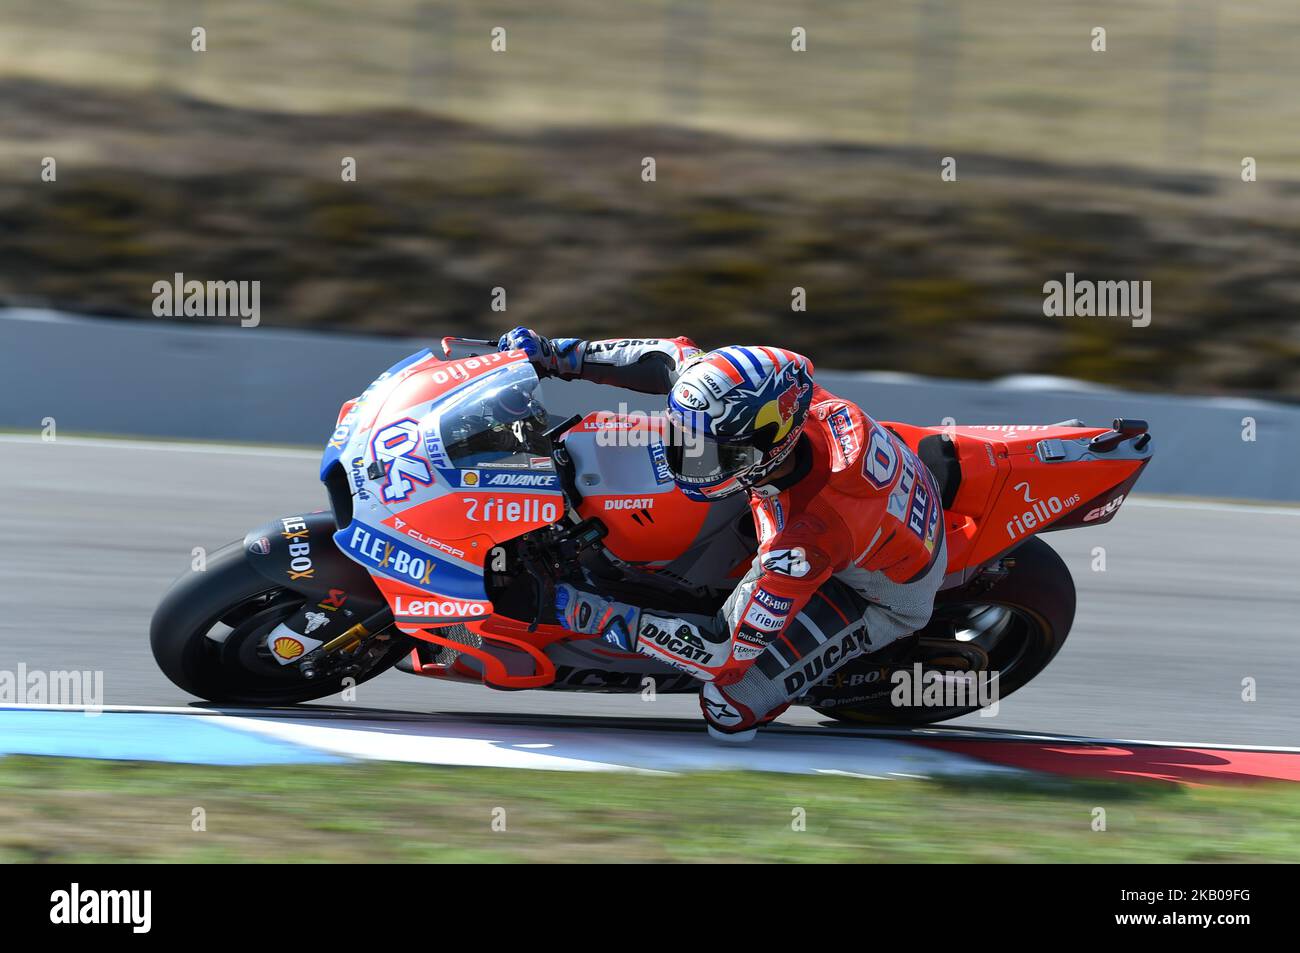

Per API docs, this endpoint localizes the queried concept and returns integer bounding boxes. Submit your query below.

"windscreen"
[435,361,552,469]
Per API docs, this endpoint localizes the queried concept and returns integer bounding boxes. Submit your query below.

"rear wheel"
[150,542,411,705]
[812,536,1075,725]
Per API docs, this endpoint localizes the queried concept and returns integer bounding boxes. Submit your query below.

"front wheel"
[811,536,1076,726]
[150,541,412,705]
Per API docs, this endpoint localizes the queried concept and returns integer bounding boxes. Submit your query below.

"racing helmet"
[664,346,815,501]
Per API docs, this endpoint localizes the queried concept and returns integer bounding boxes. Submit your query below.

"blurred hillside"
[1,1,1298,396]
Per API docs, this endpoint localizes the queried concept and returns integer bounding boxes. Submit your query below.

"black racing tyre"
[815,536,1076,726]
[150,541,410,705]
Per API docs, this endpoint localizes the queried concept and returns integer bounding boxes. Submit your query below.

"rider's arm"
[568,337,702,393]
[499,329,702,395]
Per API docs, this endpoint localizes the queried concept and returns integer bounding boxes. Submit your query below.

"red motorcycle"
[151,338,1153,724]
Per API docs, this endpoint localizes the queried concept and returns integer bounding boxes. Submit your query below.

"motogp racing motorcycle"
[151,339,1154,724]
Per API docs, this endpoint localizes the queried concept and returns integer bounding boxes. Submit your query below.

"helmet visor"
[664,414,762,489]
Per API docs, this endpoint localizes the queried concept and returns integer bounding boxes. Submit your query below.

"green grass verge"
[2,756,1298,862]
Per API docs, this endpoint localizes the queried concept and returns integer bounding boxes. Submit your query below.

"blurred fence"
[3,309,1295,501]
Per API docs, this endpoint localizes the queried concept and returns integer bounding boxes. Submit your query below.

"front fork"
[265,602,397,681]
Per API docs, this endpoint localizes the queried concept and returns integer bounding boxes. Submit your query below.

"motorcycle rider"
[498,328,948,742]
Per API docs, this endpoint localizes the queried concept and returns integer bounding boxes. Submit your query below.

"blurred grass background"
[1,0,1298,395]
[4,757,1299,862]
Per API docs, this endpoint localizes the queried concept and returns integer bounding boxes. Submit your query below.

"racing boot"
[699,682,789,743]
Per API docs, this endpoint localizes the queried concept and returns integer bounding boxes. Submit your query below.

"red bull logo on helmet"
[777,372,806,422]
[756,365,810,441]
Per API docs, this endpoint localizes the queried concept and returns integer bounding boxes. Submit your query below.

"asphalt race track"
[3,435,1298,747]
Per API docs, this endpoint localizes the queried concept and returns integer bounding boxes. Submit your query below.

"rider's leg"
[555,538,946,739]
[704,540,948,741]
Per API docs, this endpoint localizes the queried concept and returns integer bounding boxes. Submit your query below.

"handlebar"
[440,336,498,358]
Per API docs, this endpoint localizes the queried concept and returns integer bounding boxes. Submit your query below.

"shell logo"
[462,470,479,486]
[273,636,305,660]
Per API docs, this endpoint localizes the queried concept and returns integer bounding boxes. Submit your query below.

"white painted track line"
[6,704,1300,754]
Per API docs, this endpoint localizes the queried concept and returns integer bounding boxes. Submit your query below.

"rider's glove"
[555,584,639,652]
[499,327,557,375]
[497,327,583,378]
